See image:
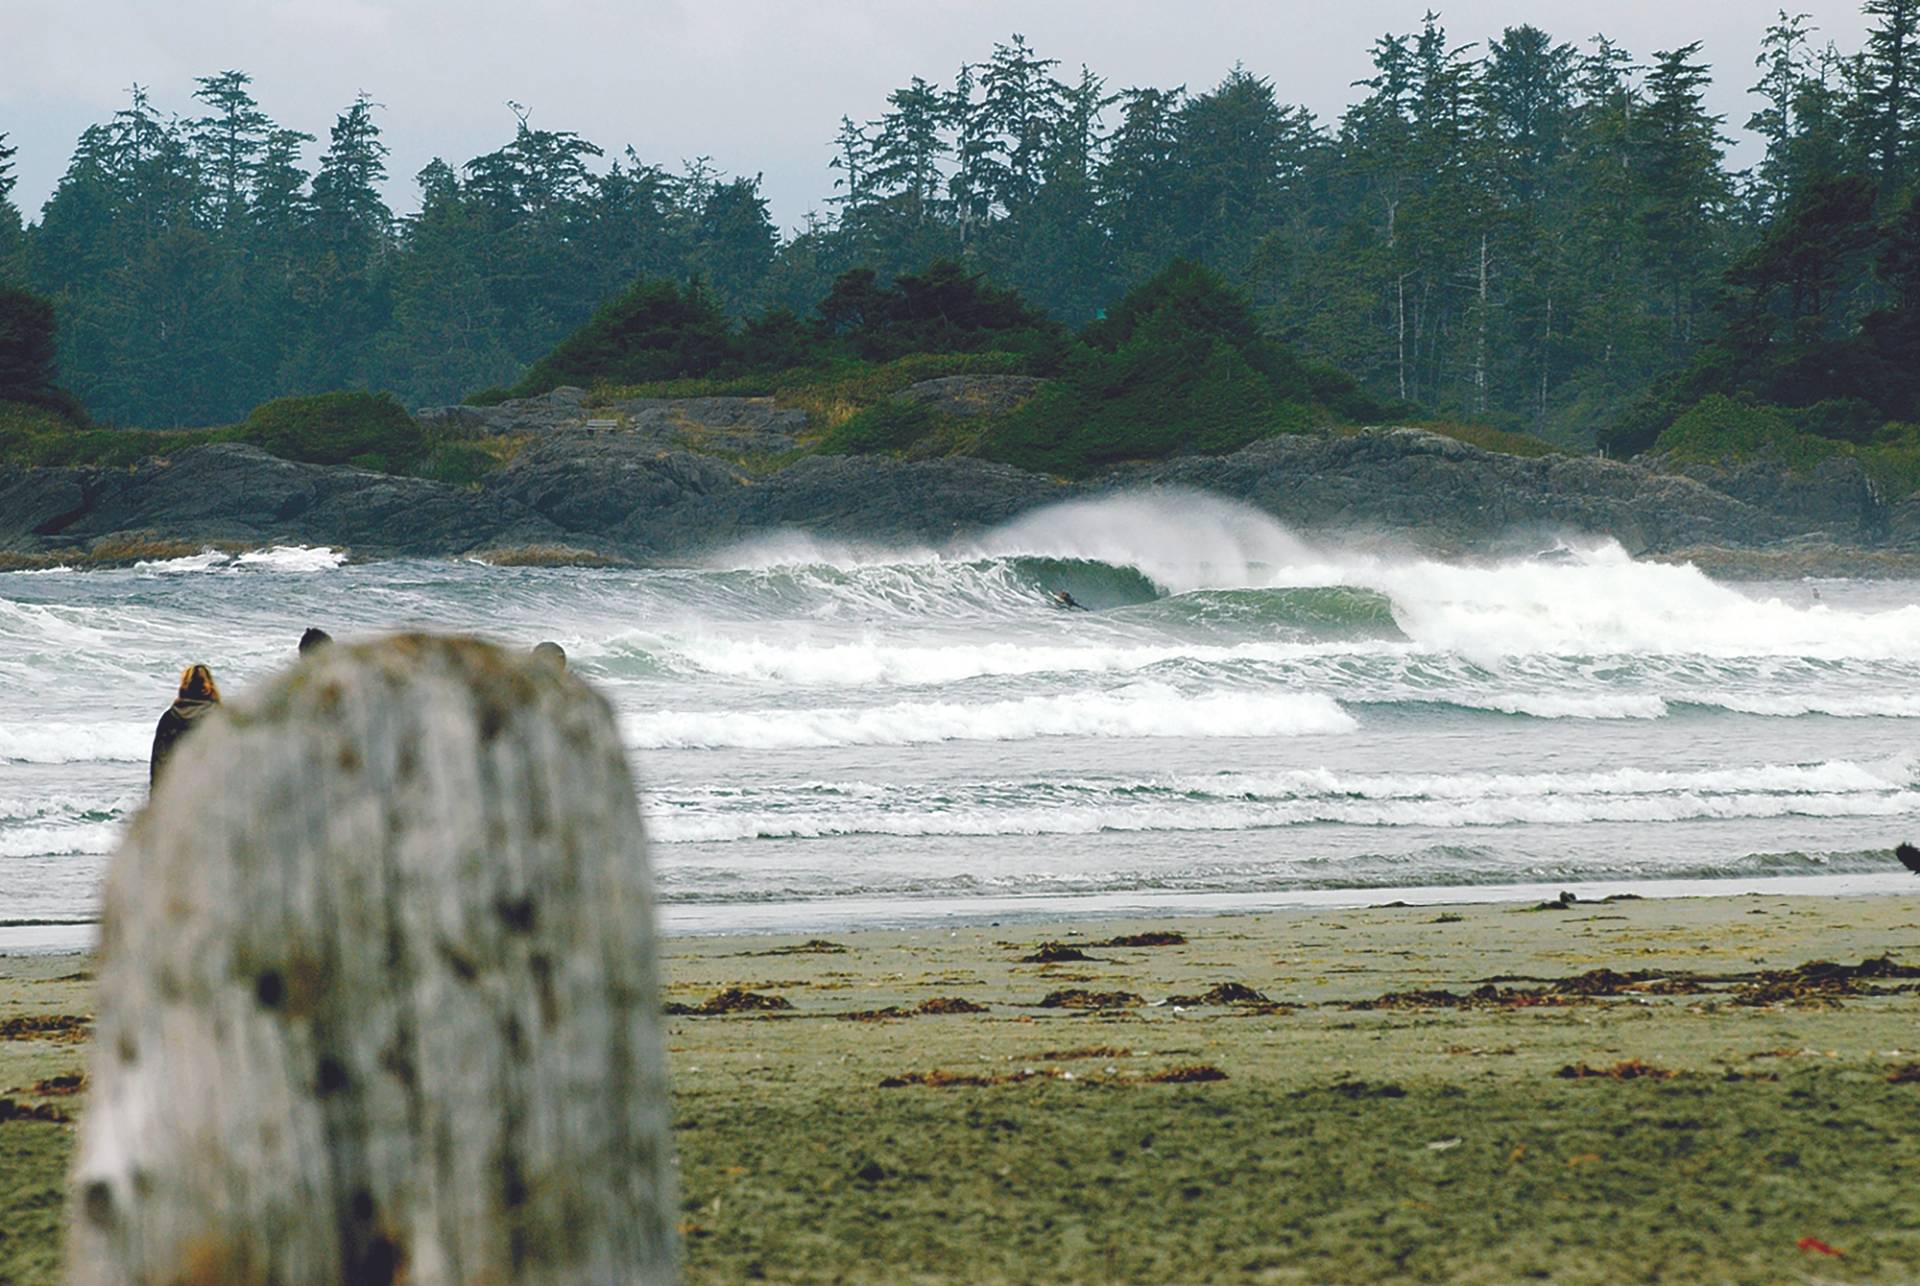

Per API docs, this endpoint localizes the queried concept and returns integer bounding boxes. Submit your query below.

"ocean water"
[4,490,1918,946]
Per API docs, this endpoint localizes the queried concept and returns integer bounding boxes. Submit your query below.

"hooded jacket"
[150,694,218,786]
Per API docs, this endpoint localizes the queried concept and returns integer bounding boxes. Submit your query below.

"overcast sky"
[0,1,1876,233]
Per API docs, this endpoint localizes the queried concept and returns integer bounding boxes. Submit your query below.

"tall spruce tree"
[288,92,391,394]
[1100,85,1187,287]
[0,132,23,281]
[1749,12,1818,210]
[976,35,1064,217]
[190,71,272,232]
[1637,45,1732,355]
[1861,0,1920,191]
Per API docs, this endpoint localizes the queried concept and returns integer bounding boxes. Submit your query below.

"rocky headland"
[3,378,1915,573]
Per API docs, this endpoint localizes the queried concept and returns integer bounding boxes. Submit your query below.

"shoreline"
[5,870,1914,957]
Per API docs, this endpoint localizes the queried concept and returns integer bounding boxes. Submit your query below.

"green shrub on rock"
[512,278,732,397]
[822,399,941,455]
[242,391,425,470]
[979,262,1402,476]
[419,441,504,486]
[1652,394,1839,471]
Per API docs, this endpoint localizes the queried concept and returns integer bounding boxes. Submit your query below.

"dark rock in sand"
[1020,942,1097,963]
[1095,931,1188,948]
[1162,982,1272,1007]
[1036,989,1144,1010]
[662,987,796,1016]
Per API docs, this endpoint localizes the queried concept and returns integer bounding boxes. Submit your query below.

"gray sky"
[0,1,1875,234]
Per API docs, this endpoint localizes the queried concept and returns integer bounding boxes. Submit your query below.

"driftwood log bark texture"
[69,635,676,1283]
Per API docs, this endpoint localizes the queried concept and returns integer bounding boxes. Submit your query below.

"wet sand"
[4,891,1919,1283]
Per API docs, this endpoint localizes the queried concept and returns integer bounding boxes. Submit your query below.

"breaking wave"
[625,685,1356,750]
[134,545,346,574]
[0,721,150,764]
[644,755,1920,843]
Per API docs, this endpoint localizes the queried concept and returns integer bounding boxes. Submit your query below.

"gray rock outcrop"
[2,411,1913,568]
[0,444,563,559]
[1123,430,1788,554]
[895,375,1046,418]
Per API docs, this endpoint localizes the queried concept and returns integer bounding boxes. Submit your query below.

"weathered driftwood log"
[69,635,676,1284]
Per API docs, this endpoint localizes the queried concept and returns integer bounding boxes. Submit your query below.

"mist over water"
[5,491,1919,936]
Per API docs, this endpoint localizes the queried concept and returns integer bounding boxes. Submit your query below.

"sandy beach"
[4,889,1919,1283]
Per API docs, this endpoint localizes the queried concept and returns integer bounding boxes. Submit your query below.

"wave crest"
[625,684,1356,750]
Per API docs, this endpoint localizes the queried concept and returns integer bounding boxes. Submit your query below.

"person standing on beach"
[150,664,221,787]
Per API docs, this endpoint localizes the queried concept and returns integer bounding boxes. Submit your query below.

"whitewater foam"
[0,721,151,764]
[132,545,345,574]
[624,684,1356,750]
[645,633,1369,687]
[1451,692,1671,720]
[644,787,1918,845]
[236,545,347,572]
[0,822,121,859]
[638,754,1920,844]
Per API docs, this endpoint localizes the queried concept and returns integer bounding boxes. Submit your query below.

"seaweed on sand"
[1037,989,1144,1010]
[664,988,795,1016]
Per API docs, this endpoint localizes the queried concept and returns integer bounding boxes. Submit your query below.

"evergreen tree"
[1724,173,1877,344]
[107,86,201,236]
[1636,44,1732,355]
[0,285,76,415]
[1474,27,1575,420]
[827,115,875,229]
[975,35,1065,217]
[249,126,314,250]
[691,176,777,313]
[1780,43,1861,191]
[12,11,1920,441]
[309,92,390,250]
[1336,32,1422,400]
[1749,12,1818,210]
[0,132,23,281]
[1860,0,1920,191]
[1006,65,1115,320]
[1178,68,1313,277]
[1099,86,1187,285]
[944,61,994,243]
[287,92,392,393]
[870,78,948,224]
[190,70,272,231]
[375,158,515,401]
